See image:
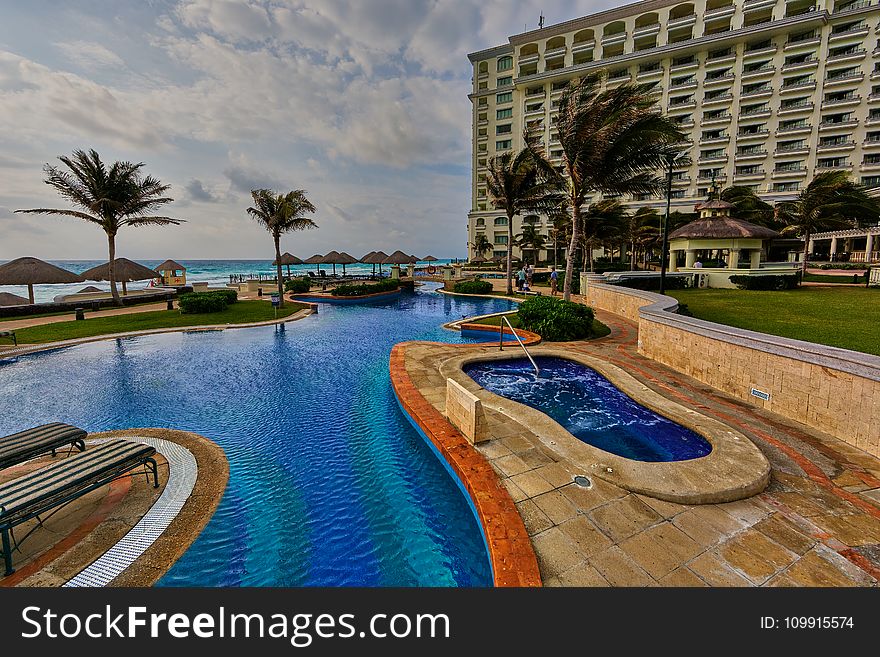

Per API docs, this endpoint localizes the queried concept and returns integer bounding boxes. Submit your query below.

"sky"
[0,0,617,260]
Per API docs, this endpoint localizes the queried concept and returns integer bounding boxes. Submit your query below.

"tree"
[580,200,628,272]
[623,207,660,268]
[470,234,493,260]
[544,74,684,300]
[721,186,777,228]
[515,222,547,265]
[776,171,880,272]
[247,189,317,307]
[16,149,182,305]
[485,134,561,294]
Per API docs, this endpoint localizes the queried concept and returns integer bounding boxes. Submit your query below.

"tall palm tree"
[546,74,684,300]
[515,223,547,265]
[621,207,660,268]
[470,234,493,260]
[16,149,182,305]
[721,185,778,228]
[580,200,628,272]
[485,135,561,294]
[777,171,880,272]
[247,189,317,307]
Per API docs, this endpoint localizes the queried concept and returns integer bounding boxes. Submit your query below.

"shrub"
[517,296,595,342]
[453,279,494,294]
[210,288,238,304]
[331,279,401,297]
[614,276,689,291]
[285,278,311,293]
[178,292,229,314]
[729,274,801,290]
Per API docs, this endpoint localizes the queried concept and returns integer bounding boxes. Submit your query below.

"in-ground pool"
[0,283,517,586]
[465,356,712,462]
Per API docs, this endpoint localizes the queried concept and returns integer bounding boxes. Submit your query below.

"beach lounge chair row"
[0,423,158,576]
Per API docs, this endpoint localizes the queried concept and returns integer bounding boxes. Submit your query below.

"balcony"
[741,85,773,98]
[633,22,661,37]
[737,129,770,140]
[698,153,728,163]
[778,101,814,114]
[667,13,697,29]
[780,78,816,92]
[703,93,734,106]
[704,4,736,20]
[704,72,735,87]
[772,168,808,177]
[668,99,697,111]
[782,58,819,71]
[817,139,857,151]
[734,169,766,180]
[670,57,699,71]
[740,107,772,119]
[785,34,821,50]
[742,64,775,79]
[776,123,812,135]
[742,44,778,58]
[601,32,627,46]
[744,0,777,8]
[819,118,859,130]
[697,173,728,182]
[827,48,867,63]
[821,95,861,108]
[670,78,698,90]
[833,1,874,13]
[774,145,810,156]
[525,88,545,98]
[863,136,880,147]
[815,162,853,170]
[736,149,768,160]
[699,135,729,145]
[523,105,545,117]
[866,114,880,125]
[824,72,865,86]
[829,25,870,42]
[572,38,595,53]
[637,64,663,78]
[869,92,880,102]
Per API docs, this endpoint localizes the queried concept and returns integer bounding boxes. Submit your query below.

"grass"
[473,312,611,340]
[668,287,880,356]
[802,273,867,284]
[11,300,308,345]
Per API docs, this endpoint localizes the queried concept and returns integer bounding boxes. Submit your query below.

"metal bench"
[0,330,15,346]
[0,423,87,471]
[0,439,158,575]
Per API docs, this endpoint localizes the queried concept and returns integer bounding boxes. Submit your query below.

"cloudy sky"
[0,0,615,260]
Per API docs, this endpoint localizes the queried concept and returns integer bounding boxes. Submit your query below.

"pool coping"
[390,343,543,587]
[292,288,402,304]
[439,347,771,505]
[0,306,317,359]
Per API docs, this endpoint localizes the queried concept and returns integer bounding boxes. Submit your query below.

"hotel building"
[467,0,880,260]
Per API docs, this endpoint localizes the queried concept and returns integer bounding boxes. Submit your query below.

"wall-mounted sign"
[750,388,770,401]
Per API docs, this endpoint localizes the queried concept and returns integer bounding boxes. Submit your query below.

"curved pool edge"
[440,347,771,505]
[0,306,318,359]
[292,288,402,304]
[389,343,542,588]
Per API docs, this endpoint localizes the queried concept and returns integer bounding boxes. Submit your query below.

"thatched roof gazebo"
[273,252,303,278]
[304,254,325,265]
[332,251,358,275]
[0,257,84,304]
[422,255,439,262]
[77,286,103,293]
[0,292,30,307]
[383,250,416,265]
[81,258,159,295]
[155,259,187,287]
[362,251,390,275]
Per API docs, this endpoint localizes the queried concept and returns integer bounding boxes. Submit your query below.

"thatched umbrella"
[273,252,304,278]
[333,251,358,275]
[77,286,103,293]
[422,255,439,262]
[363,250,390,276]
[383,250,415,265]
[0,257,84,304]
[0,292,30,307]
[81,258,158,296]
[469,255,487,265]
[322,250,342,276]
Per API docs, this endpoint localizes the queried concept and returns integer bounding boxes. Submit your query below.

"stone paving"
[402,305,880,587]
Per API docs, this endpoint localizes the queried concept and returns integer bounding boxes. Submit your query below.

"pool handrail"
[499,315,540,376]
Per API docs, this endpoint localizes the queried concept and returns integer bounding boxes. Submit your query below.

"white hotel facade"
[466,0,880,261]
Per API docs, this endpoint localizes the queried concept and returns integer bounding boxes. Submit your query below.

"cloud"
[222,161,285,195]
[185,178,224,202]
[54,41,125,71]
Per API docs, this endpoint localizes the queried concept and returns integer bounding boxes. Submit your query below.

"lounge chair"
[0,423,87,471]
[0,438,158,575]
[0,330,15,346]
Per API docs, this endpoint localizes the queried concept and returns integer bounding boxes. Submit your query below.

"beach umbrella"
[81,258,159,296]
[77,286,103,293]
[359,251,377,276]
[383,250,415,265]
[363,251,390,275]
[0,257,84,304]
[273,252,303,278]
[470,255,487,265]
[422,255,439,262]
[322,250,342,276]
[0,292,29,307]
[333,251,358,276]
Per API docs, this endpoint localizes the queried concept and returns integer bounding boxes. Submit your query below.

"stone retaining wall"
[582,282,880,458]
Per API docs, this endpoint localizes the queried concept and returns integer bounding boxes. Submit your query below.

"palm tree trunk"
[506,211,514,295]
[274,233,285,308]
[563,203,580,301]
[107,232,121,306]
[801,228,810,274]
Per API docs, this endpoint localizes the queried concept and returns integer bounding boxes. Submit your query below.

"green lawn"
[473,312,612,340]
[802,273,867,284]
[668,287,880,355]
[11,300,308,344]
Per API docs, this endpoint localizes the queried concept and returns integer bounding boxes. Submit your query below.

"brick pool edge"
[389,343,542,587]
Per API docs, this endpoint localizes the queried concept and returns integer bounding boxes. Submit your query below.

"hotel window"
[773,182,800,192]
[817,157,848,168]
[861,175,880,187]
[496,139,512,150]
[494,234,508,245]
[476,218,485,227]
[864,153,880,164]
[496,92,513,104]
[497,76,513,88]
[496,124,512,135]
[496,108,512,120]
[494,217,508,226]
[497,56,513,72]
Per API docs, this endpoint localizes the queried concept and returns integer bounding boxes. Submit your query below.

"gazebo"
[668,200,794,288]
[0,257,84,304]
[155,259,187,287]
[81,258,160,296]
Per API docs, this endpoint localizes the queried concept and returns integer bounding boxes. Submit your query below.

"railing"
[499,315,539,375]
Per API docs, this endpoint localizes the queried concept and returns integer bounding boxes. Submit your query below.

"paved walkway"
[0,302,169,331]
[402,305,880,587]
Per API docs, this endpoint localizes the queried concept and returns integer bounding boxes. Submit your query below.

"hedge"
[178,291,230,314]
[284,278,311,293]
[453,279,494,294]
[331,279,401,297]
[209,288,238,304]
[614,276,689,291]
[728,274,801,290]
[517,296,595,342]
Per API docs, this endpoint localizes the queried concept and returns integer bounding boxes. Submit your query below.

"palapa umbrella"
[383,250,415,265]
[363,250,390,276]
[81,258,159,295]
[0,292,30,307]
[0,257,84,304]
[333,251,358,276]
[359,251,377,277]
[422,255,439,262]
[272,252,304,278]
[322,250,342,276]
[77,286,103,293]
[469,255,487,265]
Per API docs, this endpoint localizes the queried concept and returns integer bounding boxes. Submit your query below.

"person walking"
[516,267,526,291]
[550,266,558,296]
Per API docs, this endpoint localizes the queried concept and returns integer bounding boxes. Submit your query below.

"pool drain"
[573,475,592,489]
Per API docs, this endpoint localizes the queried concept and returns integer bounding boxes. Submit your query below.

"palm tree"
[515,222,547,265]
[16,149,182,305]
[470,234,493,260]
[485,135,561,294]
[546,74,684,300]
[721,186,778,228]
[247,189,317,307]
[777,171,880,272]
[580,200,628,272]
[621,207,660,268]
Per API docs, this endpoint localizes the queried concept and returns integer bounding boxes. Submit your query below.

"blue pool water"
[0,284,515,586]
[464,356,712,462]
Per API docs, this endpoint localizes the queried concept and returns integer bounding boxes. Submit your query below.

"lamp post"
[659,153,675,296]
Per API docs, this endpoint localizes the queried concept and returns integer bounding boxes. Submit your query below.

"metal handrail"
[498,315,540,376]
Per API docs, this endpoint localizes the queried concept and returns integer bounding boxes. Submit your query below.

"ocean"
[3,259,456,304]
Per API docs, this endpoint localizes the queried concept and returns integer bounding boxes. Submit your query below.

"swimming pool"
[0,284,516,586]
[464,356,712,463]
